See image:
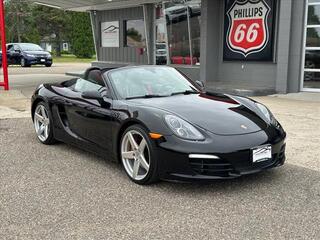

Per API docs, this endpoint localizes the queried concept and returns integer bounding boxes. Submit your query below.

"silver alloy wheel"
[34,104,50,142]
[21,58,25,66]
[121,130,150,181]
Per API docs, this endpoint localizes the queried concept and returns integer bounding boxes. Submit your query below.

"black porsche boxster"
[31,66,286,184]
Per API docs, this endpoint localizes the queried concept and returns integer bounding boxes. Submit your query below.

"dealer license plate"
[40,59,45,62]
[252,145,272,163]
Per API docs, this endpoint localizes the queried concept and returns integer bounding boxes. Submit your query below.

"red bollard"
[0,0,9,91]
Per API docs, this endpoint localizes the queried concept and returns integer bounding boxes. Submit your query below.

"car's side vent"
[57,105,69,127]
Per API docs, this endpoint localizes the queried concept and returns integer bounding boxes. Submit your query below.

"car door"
[10,44,22,64]
[64,70,115,152]
[6,44,14,64]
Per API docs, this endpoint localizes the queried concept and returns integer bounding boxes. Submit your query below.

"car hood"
[128,92,269,136]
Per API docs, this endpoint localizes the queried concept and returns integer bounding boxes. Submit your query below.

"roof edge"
[29,0,160,12]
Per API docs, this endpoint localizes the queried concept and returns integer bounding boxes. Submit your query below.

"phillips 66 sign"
[223,0,276,61]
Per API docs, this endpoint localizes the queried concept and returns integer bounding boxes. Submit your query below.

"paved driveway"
[0,98,320,239]
[0,119,320,240]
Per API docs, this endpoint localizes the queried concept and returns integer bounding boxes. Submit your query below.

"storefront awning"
[27,0,161,11]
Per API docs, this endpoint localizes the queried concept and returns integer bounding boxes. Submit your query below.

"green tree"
[32,5,71,56]
[4,2,95,58]
[5,0,40,43]
[70,12,95,58]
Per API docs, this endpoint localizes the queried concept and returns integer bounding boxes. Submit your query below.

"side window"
[74,79,104,93]
[74,70,106,93]
[7,45,13,51]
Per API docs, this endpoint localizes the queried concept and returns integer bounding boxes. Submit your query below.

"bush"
[61,50,71,55]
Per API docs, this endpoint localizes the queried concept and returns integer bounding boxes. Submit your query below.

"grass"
[53,54,96,63]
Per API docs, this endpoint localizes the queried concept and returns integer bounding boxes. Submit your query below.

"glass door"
[302,0,320,91]
[155,3,169,65]
[154,0,202,66]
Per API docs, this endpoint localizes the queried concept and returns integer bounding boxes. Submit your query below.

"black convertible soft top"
[83,67,118,80]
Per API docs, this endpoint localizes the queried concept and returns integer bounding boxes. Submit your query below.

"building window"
[164,0,201,65]
[303,0,320,89]
[124,19,146,48]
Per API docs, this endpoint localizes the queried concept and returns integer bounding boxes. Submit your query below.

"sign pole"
[0,0,9,91]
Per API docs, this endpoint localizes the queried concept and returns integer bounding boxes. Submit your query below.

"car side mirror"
[81,90,103,100]
[196,80,205,89]
[82,90,112,108]
[15,49,21,53]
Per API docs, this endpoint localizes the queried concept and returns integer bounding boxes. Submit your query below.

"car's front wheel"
[21,57,30,67]
[33,102,56,145]
[45,63,52,67]
[120,125,159,185]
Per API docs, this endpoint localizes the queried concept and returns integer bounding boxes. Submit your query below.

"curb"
[0,90,30,119]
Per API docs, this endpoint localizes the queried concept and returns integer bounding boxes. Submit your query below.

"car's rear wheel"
[120,125,159,185]
[33,102,56,145]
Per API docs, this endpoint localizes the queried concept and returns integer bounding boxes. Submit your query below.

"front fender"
[128,105,174,136]
[31,85,53,120]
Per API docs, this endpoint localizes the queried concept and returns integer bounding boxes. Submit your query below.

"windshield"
[107,66,199,99]
[19,43,43,51]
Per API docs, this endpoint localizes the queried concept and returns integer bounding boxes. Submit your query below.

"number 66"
[234,23,260,43]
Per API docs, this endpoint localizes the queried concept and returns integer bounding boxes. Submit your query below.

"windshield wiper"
[171,90,199,96]
[125,90,198,100]
[125,94,169,100]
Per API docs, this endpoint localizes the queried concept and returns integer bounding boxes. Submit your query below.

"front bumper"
[27,57,52,65]
[155,128,286,182]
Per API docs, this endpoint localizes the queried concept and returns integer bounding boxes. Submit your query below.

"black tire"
[188,7,193,17]
[166,15,170,24]
[120,125,159,185]
[33,101,57,145]
[45,63,52,67]
[21,57,31,67]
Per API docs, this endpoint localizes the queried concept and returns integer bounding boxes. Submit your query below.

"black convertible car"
[31,66,286,184]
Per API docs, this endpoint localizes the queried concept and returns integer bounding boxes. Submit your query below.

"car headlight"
[26,54,35,58]
[47,54,52,58]
[255,103,278,126]
[164,115,205,141]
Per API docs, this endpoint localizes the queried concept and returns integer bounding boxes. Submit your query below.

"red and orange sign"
[224,0,275,61]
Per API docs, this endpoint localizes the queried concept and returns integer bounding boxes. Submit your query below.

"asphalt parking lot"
[0,118,320,240]
[0,64,320,239]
